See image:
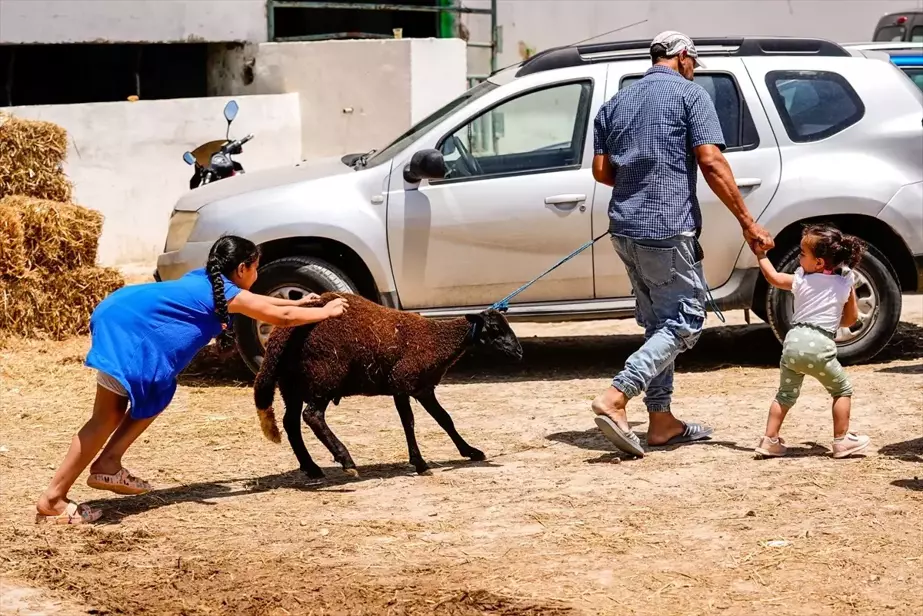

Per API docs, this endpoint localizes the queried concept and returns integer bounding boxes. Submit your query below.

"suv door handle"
[545,194,586,208]
[736,178,762,188]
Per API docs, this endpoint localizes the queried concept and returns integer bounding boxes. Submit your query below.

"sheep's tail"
[253,326,298,444]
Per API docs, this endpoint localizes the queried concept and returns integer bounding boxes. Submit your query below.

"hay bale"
[0,205,27,278]
[0,112,73,202]
[0,195,103,272]
[0,266,124,340]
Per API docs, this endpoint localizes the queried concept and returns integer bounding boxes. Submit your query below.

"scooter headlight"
[164,211,199,253]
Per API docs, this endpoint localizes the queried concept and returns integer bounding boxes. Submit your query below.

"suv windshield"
[361,79,498,168]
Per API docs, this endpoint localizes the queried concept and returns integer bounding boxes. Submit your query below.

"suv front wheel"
[235,256,359,374]
[765,244,902,364]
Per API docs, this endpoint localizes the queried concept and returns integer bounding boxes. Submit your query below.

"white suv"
[156,37,923,372]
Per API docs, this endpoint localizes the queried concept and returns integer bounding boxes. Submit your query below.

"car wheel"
[235,256,359,374]
[765,244,902,365]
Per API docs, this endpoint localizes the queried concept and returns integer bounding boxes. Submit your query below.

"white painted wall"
[409,38,469,124]
[460,0,923,75]
[0,0,267,44]
[209,38,468,159]
[4,94,301,265]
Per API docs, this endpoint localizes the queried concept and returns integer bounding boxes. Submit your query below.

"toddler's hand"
[323,297,349,318]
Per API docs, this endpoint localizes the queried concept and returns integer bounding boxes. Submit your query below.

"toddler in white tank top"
[752,224,870,460]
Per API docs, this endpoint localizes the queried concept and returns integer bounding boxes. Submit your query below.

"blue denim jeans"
[610,234,707,412]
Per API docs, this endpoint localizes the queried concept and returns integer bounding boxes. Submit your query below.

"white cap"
[651,30,705,68]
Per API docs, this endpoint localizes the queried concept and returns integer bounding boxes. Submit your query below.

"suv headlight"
[164,211,199,252]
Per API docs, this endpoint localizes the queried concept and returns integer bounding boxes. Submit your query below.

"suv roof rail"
[516,37,850,77]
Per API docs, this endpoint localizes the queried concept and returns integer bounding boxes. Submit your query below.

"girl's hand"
[323,297,349,318]
[296,293,322,306]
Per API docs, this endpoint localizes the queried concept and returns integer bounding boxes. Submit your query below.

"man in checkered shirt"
[590,31,774,457]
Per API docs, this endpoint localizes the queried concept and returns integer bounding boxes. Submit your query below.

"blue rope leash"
[703,280,725,323]
[490,233,726,323]
[490,232,608,311]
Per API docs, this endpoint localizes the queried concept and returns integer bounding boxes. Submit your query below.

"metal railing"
[266,1,499,83]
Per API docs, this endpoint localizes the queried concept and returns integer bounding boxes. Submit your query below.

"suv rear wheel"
[235,256,359,374]
[765,244,902,364]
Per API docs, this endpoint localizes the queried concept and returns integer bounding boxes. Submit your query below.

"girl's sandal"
[35,501,102,525]
[87,468,152,495]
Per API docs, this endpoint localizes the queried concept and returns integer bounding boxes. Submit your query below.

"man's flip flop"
[35,501,101,525]
[87,468,152,495]
[651,422,714,447]
[594,415,645,457]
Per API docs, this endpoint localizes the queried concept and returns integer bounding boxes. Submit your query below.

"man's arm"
[686,88,773,252]
[591,107,616,187]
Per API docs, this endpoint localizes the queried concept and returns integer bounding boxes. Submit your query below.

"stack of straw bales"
[0,112,124,340]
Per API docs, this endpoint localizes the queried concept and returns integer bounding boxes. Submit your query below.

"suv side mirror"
[403,149,446,184]
[183,151,196,166]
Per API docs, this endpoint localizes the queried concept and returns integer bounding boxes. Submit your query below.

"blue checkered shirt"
[593,65,725,240]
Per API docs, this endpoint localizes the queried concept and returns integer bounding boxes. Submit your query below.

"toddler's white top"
[791,267,853,333]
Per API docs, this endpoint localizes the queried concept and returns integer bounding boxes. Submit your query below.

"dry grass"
[0,266,124,340]
[0,112,72,202]
[0,302,921,615]
[0,195,103,273]
[0,204,27,278]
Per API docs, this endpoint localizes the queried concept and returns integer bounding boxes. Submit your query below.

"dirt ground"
[1,296,921,616]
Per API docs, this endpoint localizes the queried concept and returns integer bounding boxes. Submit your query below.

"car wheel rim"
[782,268,878,347]
[255,284,316,349]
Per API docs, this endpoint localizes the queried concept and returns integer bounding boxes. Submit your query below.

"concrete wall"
[209,38,468,159]
[0,0,267,44]
[4,94,301,266]
[460,0,923,76]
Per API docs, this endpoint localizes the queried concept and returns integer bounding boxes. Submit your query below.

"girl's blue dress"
[85,268,241,419]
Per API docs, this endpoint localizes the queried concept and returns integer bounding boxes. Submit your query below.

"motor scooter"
[183,100,254,190]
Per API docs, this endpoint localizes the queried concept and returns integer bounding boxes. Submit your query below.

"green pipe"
[438,0,456,39]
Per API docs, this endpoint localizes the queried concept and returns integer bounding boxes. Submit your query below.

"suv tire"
[236,256,359,374]
[765,244,901,365]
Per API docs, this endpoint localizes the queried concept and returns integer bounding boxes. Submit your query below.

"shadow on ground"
[877,363,923,375]
[546,427,831,459]
[879,436,923,463]
[181,321,923,387]
[891,478,923,492]
[87,458,499,524]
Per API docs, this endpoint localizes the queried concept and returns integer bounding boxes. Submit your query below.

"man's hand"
[323,297,349,318]
[743,222,774,253]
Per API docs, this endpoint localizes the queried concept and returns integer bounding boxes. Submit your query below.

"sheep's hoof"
[413,461,431,475]
[464,448,486,462]
[300,466,325,480]
[343,467,360,478]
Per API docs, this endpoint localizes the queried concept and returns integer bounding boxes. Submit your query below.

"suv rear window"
[874,25,905,41]
[620,73,759,151]
[765,71,864,143]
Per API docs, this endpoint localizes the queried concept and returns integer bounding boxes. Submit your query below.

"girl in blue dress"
[35,235,348,524]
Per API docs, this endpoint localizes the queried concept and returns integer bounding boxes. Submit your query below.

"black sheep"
[253,293,522,477]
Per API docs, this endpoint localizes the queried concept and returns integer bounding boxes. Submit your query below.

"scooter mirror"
[183,152,196,166]
[224,100,239,123]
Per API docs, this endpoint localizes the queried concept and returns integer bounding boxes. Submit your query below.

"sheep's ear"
[465,313,485,327]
